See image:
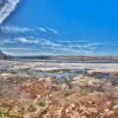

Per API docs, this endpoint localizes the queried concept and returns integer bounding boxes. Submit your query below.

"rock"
[0,50,9,59]
[113,105,118,110]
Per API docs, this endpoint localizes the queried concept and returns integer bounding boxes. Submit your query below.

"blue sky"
[0,0,118,56]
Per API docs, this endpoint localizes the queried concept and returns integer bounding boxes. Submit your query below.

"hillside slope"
[0,51,9,59]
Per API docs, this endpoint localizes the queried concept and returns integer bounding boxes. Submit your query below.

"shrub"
[38,101,46,107]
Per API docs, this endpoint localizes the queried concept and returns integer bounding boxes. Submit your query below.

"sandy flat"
[0,60,118,72]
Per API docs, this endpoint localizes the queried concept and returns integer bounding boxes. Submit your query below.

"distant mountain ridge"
[13,55,118,62]
[1,50,118,62]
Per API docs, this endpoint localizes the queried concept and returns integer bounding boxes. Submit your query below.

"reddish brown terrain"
[44,56,118,61]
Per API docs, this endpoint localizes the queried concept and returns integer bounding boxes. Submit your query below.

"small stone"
[71,104,76,109]
[113,105,118,109]
[107,110,114,116]
[106,101,111,105]
[105,109,109,112]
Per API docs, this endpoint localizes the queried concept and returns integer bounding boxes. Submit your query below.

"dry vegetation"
[0,61,118,118]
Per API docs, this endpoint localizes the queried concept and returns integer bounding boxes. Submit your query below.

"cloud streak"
[46,27,59,34]
[0,0,20,25]
[0,25,34,33]
[1,36,118,55]
[0,36,101,55]
[16,37,62,47]
[0,25,59,34]
[38,27,47,32]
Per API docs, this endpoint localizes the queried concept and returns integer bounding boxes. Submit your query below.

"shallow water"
[35,69,87,79]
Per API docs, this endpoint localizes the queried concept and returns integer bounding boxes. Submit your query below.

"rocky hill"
[0,50,9,59]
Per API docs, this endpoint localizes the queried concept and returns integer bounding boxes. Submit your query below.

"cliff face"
[0,51,9,59]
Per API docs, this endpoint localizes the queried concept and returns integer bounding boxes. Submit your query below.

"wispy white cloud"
[35,27,59,34]
[67,42,102,49]
[16,37,62,47]
[40,38,62,47]
[47,27,59,34]
[38,27,47,32]
[0,47,39,51]
[16,37,28,43]
[0,38,16,45]
[0,0,20,24]
[1,47,55,56]
[0,25,60,35]
[0,36,101,55]
[1,35,116,55]
[58,40,89,43]
[16,37,39,45]
[0,25,34,33]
